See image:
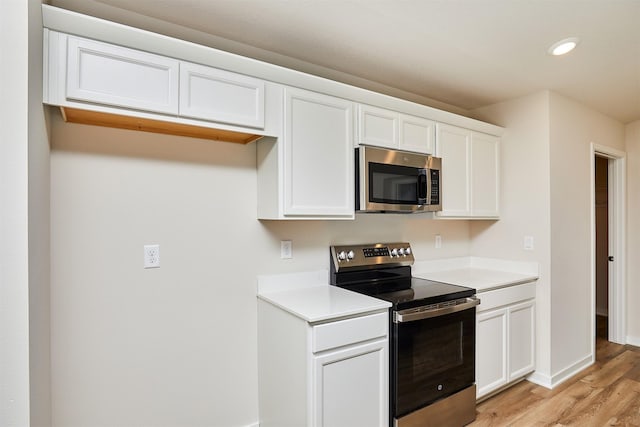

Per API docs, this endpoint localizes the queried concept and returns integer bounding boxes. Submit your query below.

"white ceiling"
[48,0,640,123]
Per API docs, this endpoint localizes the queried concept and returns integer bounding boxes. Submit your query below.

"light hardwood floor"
[469,324,640,426]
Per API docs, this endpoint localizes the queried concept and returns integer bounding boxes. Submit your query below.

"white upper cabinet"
[179,61,265,129]
[436,124,471,216]
[46,30,272,142]
[470,131,500,217]
[257,86,355,220]
[358,104,398,149]
[283,87,354,217]
[399,113,435,154]
[357,104,435,154]
[436,123,500,219]
[66,36,179,114]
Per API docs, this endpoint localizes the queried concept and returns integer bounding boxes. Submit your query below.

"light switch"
[281,240,292,259]
[523,236,534,250]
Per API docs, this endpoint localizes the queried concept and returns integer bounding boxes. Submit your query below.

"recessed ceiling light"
[548,37,580,56]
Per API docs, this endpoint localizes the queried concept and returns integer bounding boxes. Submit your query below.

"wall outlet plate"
[144,244,160,268]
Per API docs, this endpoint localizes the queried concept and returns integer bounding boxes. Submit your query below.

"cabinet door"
[358,104,398,149]
[399,114,435,154]
[436,123,471,217]
[66,36,179,114]
[179,62,265,128]
[313,339,388,427]
[471,132,500,218]
[283,88,354,217]
[508,300,535,381]
[476,308,508,399]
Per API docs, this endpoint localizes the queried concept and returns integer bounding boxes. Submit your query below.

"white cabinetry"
[66,35,179,115]
[357,104,434,154]
[179,61,265,128]
[476,282,536,400]
[257,87,354,219]
[258,301,388,427]
[45,30,273,142]
[435,123,500,218]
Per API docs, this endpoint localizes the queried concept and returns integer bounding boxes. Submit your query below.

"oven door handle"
[393,297,480,323]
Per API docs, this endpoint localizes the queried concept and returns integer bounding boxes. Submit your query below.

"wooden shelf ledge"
[60,107,263,144]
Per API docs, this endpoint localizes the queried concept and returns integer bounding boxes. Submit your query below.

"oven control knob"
[337,251,347,261]
[398,248,405,256]
[405,247,412,256]
[390,248,398,257]
[347,250,355,260]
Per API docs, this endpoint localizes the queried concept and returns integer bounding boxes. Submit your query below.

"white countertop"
[257,270,390,323]
[413,257,539,292]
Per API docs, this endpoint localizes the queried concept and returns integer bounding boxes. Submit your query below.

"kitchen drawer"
[477,282,536,312]
[312,311,387,353]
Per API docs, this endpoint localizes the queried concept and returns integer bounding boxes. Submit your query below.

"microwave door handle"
[418,170,428,203]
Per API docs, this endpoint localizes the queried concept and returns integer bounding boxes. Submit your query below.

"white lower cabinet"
[258,300,389,427]
[313,340,388,426]
[476,282,536,400]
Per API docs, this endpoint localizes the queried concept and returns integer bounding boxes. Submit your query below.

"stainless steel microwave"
[356,146,442,213]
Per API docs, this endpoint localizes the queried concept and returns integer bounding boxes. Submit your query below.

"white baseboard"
[527,354,593,389]
[627,335,640,347]
[526,371,552,389]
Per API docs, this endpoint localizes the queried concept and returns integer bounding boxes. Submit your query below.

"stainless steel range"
[330,242,479,427]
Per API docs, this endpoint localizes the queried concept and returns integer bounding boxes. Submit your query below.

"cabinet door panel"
[179,62,265,128]
[436,124,471,217]
[284,88,354,217]
[358,104,398,149]
[471,132,500,217]
[399,114,434,154]
[508,301,535,380]
[476,308,508,398]
[66,36,179,114]
[314,340,388,427]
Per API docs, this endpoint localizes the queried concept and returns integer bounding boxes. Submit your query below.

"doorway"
[594,156,609,342]
[591,144,626,358]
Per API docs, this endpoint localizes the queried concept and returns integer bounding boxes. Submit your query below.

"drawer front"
[477,282,536,312]
[313,312,387,353]
[66,36,179,114]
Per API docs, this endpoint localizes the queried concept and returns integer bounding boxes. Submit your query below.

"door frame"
[590,143,626,350]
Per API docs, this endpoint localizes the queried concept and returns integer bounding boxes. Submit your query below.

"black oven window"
[369,162,419,204]
[394,308,475,417]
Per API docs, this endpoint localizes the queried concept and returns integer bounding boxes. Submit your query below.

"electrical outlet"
[281,240,292,259]
[435,234,442,249]
[144,244,160,268]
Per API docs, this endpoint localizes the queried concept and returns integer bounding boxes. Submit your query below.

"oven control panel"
[331,242,414,271]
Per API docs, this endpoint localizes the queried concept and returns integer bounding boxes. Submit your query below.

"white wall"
[28,0,53,425]
[472,91,627,387]
[471,91,553,378]
[547,93,625,376]
[0,1,31,425]
[49,113,470,427]
[626,120,640,345]
[1,1,51,426]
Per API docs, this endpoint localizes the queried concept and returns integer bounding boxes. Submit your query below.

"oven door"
[391,298,478,420]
